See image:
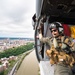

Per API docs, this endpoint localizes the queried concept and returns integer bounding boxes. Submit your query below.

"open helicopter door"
[32,0,75,62]
[32,0,75,74]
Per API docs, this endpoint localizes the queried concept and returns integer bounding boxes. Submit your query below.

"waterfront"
[15,50,39,75]
[0,41,34,74]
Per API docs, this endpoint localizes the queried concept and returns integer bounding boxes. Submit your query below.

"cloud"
[0,0,35,38]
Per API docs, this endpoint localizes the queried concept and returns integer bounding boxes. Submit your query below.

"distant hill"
[0,37,34,40]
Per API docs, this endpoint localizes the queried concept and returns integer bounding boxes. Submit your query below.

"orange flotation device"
[70,26,75,39]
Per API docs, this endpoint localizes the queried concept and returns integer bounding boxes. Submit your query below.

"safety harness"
[46,36,75,67]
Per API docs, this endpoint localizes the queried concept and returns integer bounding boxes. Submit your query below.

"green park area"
[0,43,34,75]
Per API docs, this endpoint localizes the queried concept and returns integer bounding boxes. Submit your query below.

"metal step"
[39,61,54,75]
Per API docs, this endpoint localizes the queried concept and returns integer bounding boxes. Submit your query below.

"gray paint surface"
[39,61,54,75]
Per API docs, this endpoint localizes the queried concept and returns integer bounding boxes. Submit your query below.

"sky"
[0,0,35,38]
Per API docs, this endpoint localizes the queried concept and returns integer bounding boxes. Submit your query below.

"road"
[15,50,39,75]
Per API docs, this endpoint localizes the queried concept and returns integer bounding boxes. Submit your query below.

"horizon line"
[0,37,34,39]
